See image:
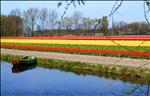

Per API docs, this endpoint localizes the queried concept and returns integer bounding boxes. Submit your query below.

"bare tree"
[25,8,39,36]
[72,11,82,29]
[82,17,96,30]
[48,9,58,30]
[112,22,120,35]
[62,17,73,30]
[9,8,21,17]
[39,8,48,36]
[22,10,30,36]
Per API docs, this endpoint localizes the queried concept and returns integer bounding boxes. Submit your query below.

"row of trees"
[111,21,150,35]
[1,15,23,37]
[1,7,150,37]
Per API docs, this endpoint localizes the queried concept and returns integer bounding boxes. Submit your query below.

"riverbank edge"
[1,53,150,83]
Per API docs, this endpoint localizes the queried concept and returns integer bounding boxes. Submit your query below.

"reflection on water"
[125,84,150,96]
[1,61,150,96]
[12,64,37,73]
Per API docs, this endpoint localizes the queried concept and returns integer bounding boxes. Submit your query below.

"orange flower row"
[1,44,150,57]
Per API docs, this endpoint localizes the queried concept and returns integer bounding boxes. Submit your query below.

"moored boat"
[12,56,37,65]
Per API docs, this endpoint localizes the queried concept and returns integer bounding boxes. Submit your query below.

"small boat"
[12,56,37,65]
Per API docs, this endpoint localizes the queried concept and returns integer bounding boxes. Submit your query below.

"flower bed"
[1,44,150,58]
[1,36,150,59]
[2,43,149,52]
[1,35,150,40]
[1,39,150,47]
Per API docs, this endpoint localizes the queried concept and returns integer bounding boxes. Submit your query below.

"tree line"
[1,7,150,37]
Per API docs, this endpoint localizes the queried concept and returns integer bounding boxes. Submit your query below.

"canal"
[1,61,150,96]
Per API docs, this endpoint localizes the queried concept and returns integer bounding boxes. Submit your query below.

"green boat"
[12,56,37,65]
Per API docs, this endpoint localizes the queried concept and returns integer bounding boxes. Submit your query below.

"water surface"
[1,61,150,96]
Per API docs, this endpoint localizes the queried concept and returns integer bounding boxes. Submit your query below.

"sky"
[1,1,148,23]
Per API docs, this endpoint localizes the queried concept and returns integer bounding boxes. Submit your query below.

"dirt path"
[1,48,150,70]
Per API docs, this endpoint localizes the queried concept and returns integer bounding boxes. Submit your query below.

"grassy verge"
[1,54,150,84]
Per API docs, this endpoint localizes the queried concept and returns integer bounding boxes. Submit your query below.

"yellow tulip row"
[1,39,150,47]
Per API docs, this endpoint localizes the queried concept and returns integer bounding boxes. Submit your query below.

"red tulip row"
[2,35,150,40]
[1,44,150,57]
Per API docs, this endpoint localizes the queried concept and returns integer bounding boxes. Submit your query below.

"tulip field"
[1,36,150,59]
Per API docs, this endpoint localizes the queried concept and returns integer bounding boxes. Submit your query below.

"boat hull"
[11,56,37,65]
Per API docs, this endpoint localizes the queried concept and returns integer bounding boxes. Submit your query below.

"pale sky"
[1,1,148,23]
